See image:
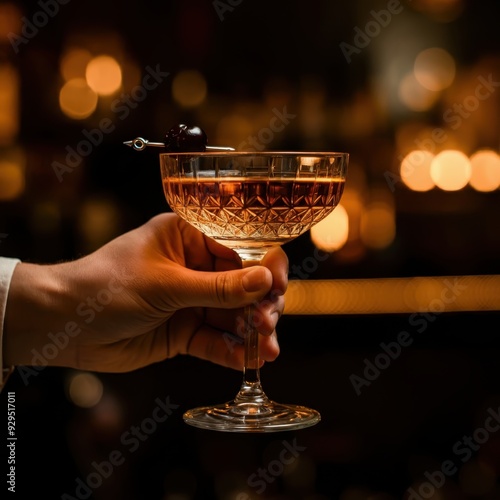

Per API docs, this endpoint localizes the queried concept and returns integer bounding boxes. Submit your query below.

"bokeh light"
[67,372,104,408]
[0,62,19,144]
[90,393,124,431]
[360,202,396,250]
[310,204,349,252]
[60,47,92,81]
[411,0,465,22]
[400,150,436,191]
[85,54,122,95]
[0,3,22,43]
[78,197,120,251]
[399,72,440,111]
[430,149,471,191]
[216,114,254,149]
[468,149,500,192]
[0,159,24,200]
[414,47,456,91]
[171,69,207,108]
[333,187,367,263]
[59,78,98,119]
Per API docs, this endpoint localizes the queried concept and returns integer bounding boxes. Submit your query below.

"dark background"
[1,0,500,499]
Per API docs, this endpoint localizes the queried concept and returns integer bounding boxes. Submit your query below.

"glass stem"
[234,256,269,405]
[243,303,260,385]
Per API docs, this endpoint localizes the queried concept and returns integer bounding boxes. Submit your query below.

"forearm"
[3,262,71,368]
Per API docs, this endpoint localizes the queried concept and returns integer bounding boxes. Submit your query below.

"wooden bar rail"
[283,275,500,314]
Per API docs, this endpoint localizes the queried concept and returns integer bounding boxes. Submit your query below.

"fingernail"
[242,267,267,292]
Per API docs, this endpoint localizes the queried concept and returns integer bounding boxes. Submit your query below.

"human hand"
[4,213,288,373]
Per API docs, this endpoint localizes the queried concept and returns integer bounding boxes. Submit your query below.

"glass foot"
[183,400,321,433]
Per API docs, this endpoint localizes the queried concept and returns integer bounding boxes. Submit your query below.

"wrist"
[3,262,67,367]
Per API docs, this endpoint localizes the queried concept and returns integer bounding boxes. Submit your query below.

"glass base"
[183,399,321,433]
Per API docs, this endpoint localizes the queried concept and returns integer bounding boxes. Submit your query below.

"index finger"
[260,246,288,296]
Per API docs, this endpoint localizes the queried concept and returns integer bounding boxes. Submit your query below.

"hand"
[4,213,288,373]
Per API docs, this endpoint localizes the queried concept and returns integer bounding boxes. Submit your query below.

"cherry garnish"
[164,123,208,152]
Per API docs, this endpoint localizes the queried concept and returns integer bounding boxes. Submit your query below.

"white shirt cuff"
[0,257,21,389]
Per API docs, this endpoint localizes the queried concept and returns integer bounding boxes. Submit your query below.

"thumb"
[171,265,273,309]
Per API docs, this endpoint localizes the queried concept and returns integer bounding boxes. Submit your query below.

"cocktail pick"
[123,137,235,152]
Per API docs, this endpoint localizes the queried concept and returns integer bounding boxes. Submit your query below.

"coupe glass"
[160,151,348,432]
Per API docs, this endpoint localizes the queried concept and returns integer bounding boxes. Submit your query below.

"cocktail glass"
[160,151,348,432]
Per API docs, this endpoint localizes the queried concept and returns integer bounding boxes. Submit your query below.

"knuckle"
[214,273,229,304]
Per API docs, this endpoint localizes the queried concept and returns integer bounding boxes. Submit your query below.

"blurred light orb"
[430,149,471,191]
[59,78,98,119]
[310,204,348,252]
[90,394,124,431]
[60,48,92,81]
[414,47,456,91]
[216,114,254,149]
[412,0,465,23]
[400,150,436,191]
[469,149,500,192]
[86,55,122,95]
[78,197,120,251]
[0,63,19,144]
[0,3,23,41]
[172,69,207,108]
[68,372,103,408]
[399,72,439,111]
[0,160,24,200]
[360,202,395,250]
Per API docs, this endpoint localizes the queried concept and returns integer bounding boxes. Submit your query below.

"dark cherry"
[164,123,208,152]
